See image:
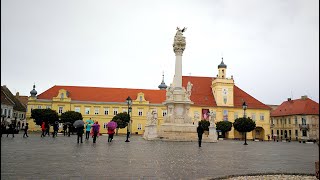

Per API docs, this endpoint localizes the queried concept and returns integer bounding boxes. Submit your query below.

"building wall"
[27,97,271,140]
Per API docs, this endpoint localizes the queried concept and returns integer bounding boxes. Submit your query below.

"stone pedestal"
[143,125,158,140]
[206,126,218,142]
[158,123,197,141]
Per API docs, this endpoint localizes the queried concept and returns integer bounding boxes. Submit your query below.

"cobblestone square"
[1,133,318,179]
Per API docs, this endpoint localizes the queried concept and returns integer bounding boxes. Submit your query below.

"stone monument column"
[172,27,186,88]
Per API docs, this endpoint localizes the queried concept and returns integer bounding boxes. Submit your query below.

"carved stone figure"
[185,81,193,100]
[209,111,215,127]
[173,27,187,55]
[194,111,200,122]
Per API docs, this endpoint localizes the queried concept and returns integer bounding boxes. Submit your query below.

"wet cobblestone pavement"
[1,133,318,179]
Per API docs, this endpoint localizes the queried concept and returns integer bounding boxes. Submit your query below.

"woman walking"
[91,121,100,143]
[41,121,46,137]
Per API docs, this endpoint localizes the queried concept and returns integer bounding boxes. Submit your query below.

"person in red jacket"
[107,127,115,142]
[41,121,46,137]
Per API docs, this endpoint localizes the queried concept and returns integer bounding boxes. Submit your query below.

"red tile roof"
[36,76,270,110]
[182,76,270,109]
[18,96,28,108]
[37,86,166,104]
[271,98,319,117]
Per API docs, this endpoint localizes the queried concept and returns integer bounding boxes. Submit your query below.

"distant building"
[270,96,319,142]
[1,85,27,129]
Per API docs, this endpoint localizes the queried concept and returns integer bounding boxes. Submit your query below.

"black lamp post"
[242,101,248,145]
[125,96,132,142]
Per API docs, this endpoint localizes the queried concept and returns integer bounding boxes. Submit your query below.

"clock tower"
[212,58,234,107]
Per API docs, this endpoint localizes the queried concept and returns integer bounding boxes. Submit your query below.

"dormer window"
[140,96,143,102]
[61,93,64,99]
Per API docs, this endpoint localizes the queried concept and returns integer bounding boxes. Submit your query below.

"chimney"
[16,92,19,98]
[301,95,308,100]
[287,98,291,101]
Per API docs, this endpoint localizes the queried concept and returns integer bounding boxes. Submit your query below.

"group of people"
[40,121,59,138]
[0,122,29,138]
[75,119,116,144]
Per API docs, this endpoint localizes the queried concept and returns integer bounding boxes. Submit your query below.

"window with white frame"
[234,112,238,119]
[38,105,42,109]
[137,124,142,130]
[295,116,298,124]
[123,108,127,113]
[104,108,109,115]
[94,108,99,115]
[302,117,306,125]
[162,109,167,117]
[74,107,80,113]
[260,113,264,120]
[4,109,7,117]
[58,107,63,114]
[103,123,108,129]
[288,118,291,124]
[46,106,51,109]
[251,113,256,121]
[113,108,118,115]
[8,109,11,118]
[223,110,228,121]
[85,107,90,115]
[138,109,143,116]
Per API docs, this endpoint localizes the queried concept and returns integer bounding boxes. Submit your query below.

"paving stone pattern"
[1,133,319,179]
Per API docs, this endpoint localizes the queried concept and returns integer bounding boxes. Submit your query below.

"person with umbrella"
[91,121,100,143]
[73,120,85,143]
[107,120,117,142]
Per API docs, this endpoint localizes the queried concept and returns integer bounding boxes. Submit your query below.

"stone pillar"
[173,54,182,88]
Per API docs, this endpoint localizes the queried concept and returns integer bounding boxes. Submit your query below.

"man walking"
[197,121,204,147]
[76,125,84,143]
[23,123,29,137]
[85,122,92,140]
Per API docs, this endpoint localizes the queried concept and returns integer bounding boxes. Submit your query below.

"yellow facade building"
[27,60,271,140]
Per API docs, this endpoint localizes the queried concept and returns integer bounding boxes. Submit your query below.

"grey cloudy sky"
[1,0,319,105]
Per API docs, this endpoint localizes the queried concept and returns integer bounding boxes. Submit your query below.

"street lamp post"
[242,101,248,145]
[125,96,132,142]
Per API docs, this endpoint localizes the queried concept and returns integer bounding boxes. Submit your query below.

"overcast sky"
[1,0,319,105]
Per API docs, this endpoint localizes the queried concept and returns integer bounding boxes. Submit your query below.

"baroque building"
[26,60,272,140]
[270,96,319,142]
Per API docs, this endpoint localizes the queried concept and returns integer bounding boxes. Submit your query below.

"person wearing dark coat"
[45,122,50,137]
[197,121,204,147]
[67,124,71,137]
[23,123,29,137]
[52,122,59,138]
[76,126,84,143]
[7,123,15,138]
[63,124,67,136]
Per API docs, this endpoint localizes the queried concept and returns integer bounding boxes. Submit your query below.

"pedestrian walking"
[267,135,270,141]
[85,122,92,140]
[76,125,84,143]
[41,121,46,137]
[23,123,29,137]
[91,121,100,143]
[106,121,117,142]
[0,122,6,137]
[107,127,115,142]
[52,121,59,138]
[197,121,204,147]
[67,124,71,137]
[7,123,15,138]
[63,124,67,136]
[45,122,50,137]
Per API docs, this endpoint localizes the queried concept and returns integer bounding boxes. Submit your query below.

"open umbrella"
[107,121,117,130]
[73,120,84,128]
